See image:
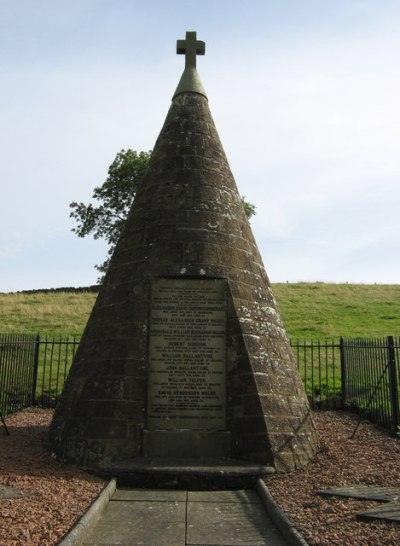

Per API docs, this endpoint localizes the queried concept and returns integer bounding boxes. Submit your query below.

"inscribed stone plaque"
[147,278,226,430]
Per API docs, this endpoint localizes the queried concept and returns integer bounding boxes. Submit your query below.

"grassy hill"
[1,283,400,340]
[0,291,96,337]
[272,282,400,340]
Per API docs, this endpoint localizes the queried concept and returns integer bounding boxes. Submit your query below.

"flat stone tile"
[83,501,186,545]
[187,501,286,546]
[358,501,400,523]
[188,489,260,504]
[318,485,400,524]
[113,488,187,501]
[0,484,26,499]
[318,485,400,502]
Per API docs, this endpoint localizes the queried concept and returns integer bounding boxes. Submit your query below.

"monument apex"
[174,31,207,99]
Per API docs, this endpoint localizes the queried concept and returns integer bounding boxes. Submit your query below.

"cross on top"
[177,31,205,69]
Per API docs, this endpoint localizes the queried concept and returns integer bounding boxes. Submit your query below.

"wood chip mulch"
[0,408,399,545]
[266,410,400,546]
[0,408,105,545]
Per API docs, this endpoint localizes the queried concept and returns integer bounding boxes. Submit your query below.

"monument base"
[98,457,274,489]
[142,430,231,459]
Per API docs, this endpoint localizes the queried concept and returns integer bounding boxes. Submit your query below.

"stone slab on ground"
[82,487,288,546]
[0,484,27,499]
[113,489,187,502]
[358,501,400,523]
[318,485,400,524]
[318,485,400,502]
[83,498,186,545]
[188,489,260,504]
[187,495,284,545]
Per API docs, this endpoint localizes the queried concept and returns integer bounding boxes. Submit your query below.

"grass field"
[0,291,95,337]
[1,283,400,340]
[273,282,400,340]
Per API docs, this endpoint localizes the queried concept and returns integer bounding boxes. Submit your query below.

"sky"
[1,0,400,292]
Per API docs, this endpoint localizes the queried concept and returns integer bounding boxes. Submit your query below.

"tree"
[70,149,256,280]
[70,149,150,278]
[240,197,256,219]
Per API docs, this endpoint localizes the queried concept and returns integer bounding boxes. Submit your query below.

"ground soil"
[0,408,399,545]
[266,410,400,546]
[0,408,105,545]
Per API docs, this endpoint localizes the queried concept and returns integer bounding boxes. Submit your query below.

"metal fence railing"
[291,339,342,408]
[0,333,39,418]
[341,336,400,435]
[35,336,80,406]
[0,334,399,435]
[0,334,80,417]
[1,334,344,412]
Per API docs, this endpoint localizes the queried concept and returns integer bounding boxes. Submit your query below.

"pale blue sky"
[1,0,400,291]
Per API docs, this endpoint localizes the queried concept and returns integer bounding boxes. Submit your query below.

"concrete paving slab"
[188,489,260,504]
[187,500,287,546]
[83,500,186,546]
[113,488,187,501]
[82,486,293,546]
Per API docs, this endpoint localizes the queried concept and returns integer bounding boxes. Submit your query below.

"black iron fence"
[0,333,39,417]
[0,334,79,417]
[341,336,400,435]
[292,339,342,408]
[35,336,80,406]
[0,334,399,435]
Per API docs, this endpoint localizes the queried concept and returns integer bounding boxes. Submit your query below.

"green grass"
[0,291,97,337]
[1,283,400,340]
[273,282,400,340]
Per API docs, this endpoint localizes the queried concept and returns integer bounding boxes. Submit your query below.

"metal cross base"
[318,485,400,523]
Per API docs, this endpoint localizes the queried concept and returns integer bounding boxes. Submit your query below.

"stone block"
[142,430,231,458]
[234,432,272,457]
[85,419,128,440]
[233,416,269,434]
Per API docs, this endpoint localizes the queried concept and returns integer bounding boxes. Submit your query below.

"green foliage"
[70,149,151,277]
[240,196,256,219]
[70,149,256,280]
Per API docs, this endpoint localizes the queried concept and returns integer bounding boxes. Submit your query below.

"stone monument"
[48,32,318,480]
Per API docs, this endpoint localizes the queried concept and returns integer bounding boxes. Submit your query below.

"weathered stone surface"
[318,485,400,523]
[47,44,318,473]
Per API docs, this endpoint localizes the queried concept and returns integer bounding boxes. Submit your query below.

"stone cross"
[177,31,205,69]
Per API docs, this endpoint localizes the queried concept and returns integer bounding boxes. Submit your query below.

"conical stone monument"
[48,32,318,478]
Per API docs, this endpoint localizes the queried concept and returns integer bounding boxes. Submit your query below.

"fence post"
[387,336,399,435]
[31,334,40,406]
[339,337,346,407]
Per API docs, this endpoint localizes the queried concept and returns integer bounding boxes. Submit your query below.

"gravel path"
[0,408,399,545]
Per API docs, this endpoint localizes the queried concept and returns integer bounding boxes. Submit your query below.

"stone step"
[98,458,275,489]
